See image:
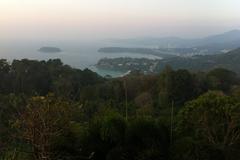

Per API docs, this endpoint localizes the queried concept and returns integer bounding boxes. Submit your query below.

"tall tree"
[13,95,72,160]
[177,91,240,159]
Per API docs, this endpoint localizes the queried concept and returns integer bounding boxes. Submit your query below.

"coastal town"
[96,57,159,74]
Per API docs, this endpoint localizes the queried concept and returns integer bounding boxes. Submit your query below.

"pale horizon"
[1,0,240,41]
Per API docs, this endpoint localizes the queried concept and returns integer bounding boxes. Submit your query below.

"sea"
[0,40,161,77]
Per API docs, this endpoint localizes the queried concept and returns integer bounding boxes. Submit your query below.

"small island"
[38,47,62,53]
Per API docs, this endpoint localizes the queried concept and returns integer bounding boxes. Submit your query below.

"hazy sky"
[1,0,240,41]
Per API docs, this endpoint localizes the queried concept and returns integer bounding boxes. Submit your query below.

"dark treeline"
[0,59,104,98]
[0,59,240,160]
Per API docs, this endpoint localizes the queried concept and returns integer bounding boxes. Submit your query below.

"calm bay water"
[0,41,161,77]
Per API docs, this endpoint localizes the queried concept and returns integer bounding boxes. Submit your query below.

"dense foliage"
[0,59,240,160]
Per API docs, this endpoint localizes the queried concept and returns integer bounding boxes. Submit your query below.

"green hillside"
[156,48,240,73]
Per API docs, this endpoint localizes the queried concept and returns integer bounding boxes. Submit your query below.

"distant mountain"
[105,30,240,56]
[38,47,62,53]
[109,37,196,48]
[109,30,240,51]
[200,30,240,45]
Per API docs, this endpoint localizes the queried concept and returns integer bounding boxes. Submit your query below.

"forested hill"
[211,47,240,64]
[1,57,240,160]
[0,59,104,98]
[156,48,240,73]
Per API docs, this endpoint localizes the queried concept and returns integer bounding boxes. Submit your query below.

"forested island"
[38,47,62,53]
[1,58,240,160]
[99,47,178,58]
[98,46,222,57]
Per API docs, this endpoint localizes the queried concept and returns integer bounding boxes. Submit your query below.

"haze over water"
[1,0,240,76]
